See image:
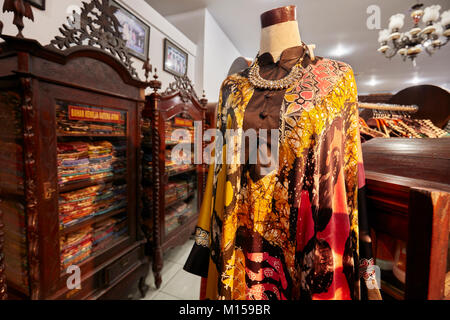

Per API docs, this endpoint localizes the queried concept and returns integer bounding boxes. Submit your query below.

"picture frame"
[25,0,45,10]
[109,0,150,61]
[163,38,188,77]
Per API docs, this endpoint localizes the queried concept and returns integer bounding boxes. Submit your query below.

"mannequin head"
[259,5,302,61]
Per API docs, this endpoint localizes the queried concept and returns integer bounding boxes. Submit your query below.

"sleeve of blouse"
[346,67,383,300]
[183,82,225,278]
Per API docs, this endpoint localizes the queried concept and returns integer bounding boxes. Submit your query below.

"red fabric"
[200,277,208,300]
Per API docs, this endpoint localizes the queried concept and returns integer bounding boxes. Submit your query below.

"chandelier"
[377,3,450,66]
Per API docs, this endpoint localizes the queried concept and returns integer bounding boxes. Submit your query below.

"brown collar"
[258,46,305,72]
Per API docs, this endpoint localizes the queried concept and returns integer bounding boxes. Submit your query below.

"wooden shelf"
[165,141,193,147]
[166,167,196,178]
[60,234,130,277]
[60,208,127,235]
[59,174,126,193]
[57,132,126,138]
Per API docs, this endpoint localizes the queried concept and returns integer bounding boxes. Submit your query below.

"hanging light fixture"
[377,3,450,66]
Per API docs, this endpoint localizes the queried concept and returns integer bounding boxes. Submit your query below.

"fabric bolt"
[184,46,381,300]
[58,183,127,228]
[57,141,126,185]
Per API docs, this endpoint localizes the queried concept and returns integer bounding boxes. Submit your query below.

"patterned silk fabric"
[184,55,381,300]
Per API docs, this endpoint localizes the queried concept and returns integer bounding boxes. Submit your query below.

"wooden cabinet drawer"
[103,247,141,286]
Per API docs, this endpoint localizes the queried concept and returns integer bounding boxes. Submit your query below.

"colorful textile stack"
[112,141,127,175]
[165,149,194,176]
[88,141,114,180]
[165,200,195,235]
[1,199,29,291]
[165,122,194,145]
[60,216,129,270]
[165,181,189,205]
[57,141,127,186]
[60,225,94,270]
[92,215,127,252]
[57,142,90,185]
[59,183,127,228]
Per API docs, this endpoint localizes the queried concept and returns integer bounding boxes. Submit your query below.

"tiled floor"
[141,239,201,300]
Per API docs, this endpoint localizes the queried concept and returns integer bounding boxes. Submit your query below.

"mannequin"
[259,5,315,62]
[184,4,380,301]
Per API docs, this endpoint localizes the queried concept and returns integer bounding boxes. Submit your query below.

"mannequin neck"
[259,20,302,62]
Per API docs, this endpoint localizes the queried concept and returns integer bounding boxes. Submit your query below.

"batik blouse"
[184,46,381,300]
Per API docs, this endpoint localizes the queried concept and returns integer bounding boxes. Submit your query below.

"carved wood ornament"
[163,75,199,103]
[20,77,40,300]
[2,0,34,38]
[47,0,139,79]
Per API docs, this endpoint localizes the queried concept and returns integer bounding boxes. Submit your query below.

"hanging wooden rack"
[358,102,419,113]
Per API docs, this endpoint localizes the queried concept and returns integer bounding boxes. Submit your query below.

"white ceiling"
[145,0,450,94]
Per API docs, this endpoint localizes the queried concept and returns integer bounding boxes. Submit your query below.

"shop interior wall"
[0,0,197,93]
[167,8,241,102]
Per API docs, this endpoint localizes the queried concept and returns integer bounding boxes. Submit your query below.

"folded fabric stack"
[165,149,194,176]
[60,215,129,269]
[165,181,188,205]
[58,141,127,186]
[1,199,29,291]
[91,216,128,253]
[60,225,94,270]
[165,122,194,144]
[113,215,129,238]
[57,142,90,185]
[0,141,24,194]
[165,200,195,235]
[187,180,195,194]
[112,141,127,175]
[59,183,127,228]
[89,124,115,135]
[88,141,114,181]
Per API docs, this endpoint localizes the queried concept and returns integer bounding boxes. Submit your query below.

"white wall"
[165,9,205,97]
[167,8,241,102]
[0,0,197,91]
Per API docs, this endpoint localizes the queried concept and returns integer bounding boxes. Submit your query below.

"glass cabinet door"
[163,116,198,239]
[55,101,130,272]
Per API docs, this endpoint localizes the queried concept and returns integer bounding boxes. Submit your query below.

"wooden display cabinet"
[0,1,149,299]
[143,76,207,289]
[362,138,450,300]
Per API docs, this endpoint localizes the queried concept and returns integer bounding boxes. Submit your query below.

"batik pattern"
[191,58,375,300]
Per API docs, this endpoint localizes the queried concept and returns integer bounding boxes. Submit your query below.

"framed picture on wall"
[109,0,150,61]
[163,38,188,77]
[25,0,45,10]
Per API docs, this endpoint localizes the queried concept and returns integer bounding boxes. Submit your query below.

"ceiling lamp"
[377,3,450,66]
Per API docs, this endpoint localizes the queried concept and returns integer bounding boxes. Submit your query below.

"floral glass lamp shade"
[377,3,450,65]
